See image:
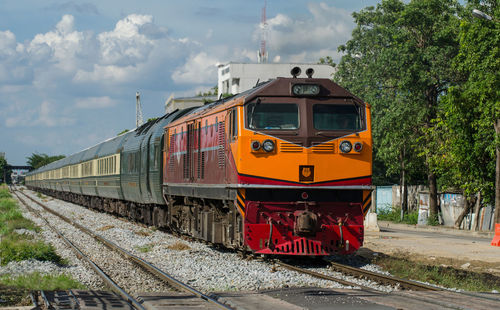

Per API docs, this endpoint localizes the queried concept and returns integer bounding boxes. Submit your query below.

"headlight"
[262,139,275,152]
[354,142,363,152]
[339,141,352,153]
[251,141,261,151]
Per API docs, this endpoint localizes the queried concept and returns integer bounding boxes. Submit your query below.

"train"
[26,67,372,256]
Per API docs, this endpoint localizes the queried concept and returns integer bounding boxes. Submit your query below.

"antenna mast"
[136,91,143,127]
[258,0,268,63]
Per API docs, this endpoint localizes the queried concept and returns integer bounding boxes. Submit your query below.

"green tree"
[0,156,11,183]
[196,85,218,97]
[439,0,499,224]
[334,0,461,217]
[26,153,66,170]
[318,56,336,68]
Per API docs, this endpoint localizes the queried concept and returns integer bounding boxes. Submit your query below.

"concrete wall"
[373,185,495,231]
[375,186,393,212]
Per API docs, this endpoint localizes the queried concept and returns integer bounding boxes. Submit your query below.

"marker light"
[251,141,261,151]
[262,139,275,152]
[292,84,320,96]
[354,142,363,152]
[339,141,352,153]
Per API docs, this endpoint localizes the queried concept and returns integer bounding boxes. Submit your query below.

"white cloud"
[75,96,118,109]
[172,52,219,84]
[74,64,139,83]
[98,14,161,65]
[0,30,18,58]
[255,3,354,63]
[28,15,85,71]
[5,100,75,128]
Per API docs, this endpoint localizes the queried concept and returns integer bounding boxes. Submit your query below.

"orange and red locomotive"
[26,68,372,256]
[163,68,372,255]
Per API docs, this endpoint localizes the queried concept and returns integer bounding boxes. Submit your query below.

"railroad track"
[269,256,440,292]
[325,259,442,291]
[11,188,231,310]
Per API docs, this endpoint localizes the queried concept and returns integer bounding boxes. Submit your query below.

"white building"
[217,63,336,98]
[164,94,217,114]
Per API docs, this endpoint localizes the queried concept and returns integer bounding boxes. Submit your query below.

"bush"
[0,198,17,212]
[0,236,66,266]
[0,272,86,290]
[0,187,11,198]
[377,206,419,225]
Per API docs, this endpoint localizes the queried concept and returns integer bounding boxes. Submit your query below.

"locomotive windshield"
[247,103,299,130]
[313,104,362,131]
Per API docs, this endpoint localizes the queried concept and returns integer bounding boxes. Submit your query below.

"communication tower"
[136,91,144,127]
[257,0,268,63]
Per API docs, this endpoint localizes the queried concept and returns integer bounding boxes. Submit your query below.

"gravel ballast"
[10,188,398,293]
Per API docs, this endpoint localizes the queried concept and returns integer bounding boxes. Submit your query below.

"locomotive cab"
[236,76,372,255]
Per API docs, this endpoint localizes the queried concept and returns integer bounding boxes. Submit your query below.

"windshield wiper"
[315,131,338,137]
[248,98,260,129]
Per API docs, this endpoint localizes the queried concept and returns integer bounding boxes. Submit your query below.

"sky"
[0,0,381,165]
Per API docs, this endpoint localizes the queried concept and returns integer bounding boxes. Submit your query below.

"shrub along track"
[12,188,231,310]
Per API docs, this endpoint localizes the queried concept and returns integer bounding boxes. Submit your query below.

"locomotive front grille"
[311,142,335,153]
[279,142,303,153]
[273,238,326,255]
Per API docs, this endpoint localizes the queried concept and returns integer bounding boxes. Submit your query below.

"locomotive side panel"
[164,110,234,199]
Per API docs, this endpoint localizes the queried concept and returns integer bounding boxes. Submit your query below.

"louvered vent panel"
[201,151,205,179]
[218,122,225,168]
[183,154,188,179]
[279,142,303,153]
[312,142,335,153]
[168,134,175,171]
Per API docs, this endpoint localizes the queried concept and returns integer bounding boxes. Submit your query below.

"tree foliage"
[334,0,462,214]
[26,153,66,170]
[435,0,499,206]
[196,85,218,97]
[0,157,11,183]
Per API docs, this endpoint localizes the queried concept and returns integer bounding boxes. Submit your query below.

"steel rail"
[274,258,441,292]
[15,189,231,310]
[40,291,53,310]
[326,260,441,291]
[29,291,40,309]
[11,190,146,310]
[273,260,376,291]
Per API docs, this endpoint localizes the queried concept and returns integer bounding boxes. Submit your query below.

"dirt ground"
[361,222,500,276]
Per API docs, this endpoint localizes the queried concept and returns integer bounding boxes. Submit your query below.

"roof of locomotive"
[165,77,366,126]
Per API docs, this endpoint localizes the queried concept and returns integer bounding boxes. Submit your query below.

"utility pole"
[136,91,144,128]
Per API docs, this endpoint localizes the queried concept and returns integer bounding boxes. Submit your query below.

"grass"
[167,241,191,251]
[377,206,419,225]
[97,225,115,231]
[135,243,154,253]
[0,185,85,306]
[0,186,67,266]
[0,272,86,290]
[0,186,11,198]
[135,230,151,236]
[0,235,68,266]
[371,252,500,292]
